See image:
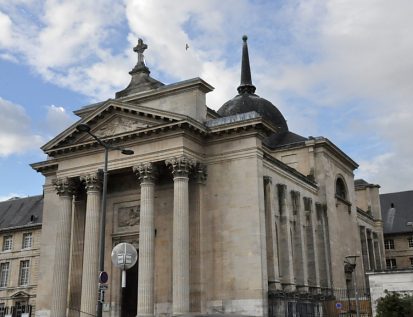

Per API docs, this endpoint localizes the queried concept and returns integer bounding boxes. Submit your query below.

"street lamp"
[76,123,134,317]
[344,255,360,317]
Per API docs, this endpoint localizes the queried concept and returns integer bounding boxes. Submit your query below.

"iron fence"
[0,305,32,317]
[268,288,372,317]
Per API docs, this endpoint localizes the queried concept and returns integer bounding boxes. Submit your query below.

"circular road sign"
[335,302,342,310]
[111,242,138,270]
[99,271,109,284]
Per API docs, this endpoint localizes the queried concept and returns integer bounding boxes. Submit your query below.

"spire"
[237,35,256,94]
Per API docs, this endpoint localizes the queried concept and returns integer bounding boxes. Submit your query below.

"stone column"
[166,155,195,316]
[79,173,102,317]
[68,187,86,317]
[133,163,156,317]
[50,177,75,317]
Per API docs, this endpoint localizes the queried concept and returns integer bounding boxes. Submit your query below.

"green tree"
[376,290,413,317]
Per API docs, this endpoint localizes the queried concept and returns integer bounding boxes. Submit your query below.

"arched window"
[335,177,347,200]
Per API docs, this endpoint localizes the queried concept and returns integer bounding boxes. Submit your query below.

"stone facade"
[0,196,43,316]
[30,38,384,317]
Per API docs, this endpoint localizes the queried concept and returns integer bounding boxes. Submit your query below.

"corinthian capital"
[165,155,196,178]
[80,172,102,192]
[133,162,155,184]
[53,177,75,197]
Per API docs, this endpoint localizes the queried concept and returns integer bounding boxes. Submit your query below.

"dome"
[217,36,288,132]
[218,93,288,131]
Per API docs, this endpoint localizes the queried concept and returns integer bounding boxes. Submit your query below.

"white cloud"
[0,11,13,47]
[0,0,412,192]
[0,98,44,156]
[43,105,76,136]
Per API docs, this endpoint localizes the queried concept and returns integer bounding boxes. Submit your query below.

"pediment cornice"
[42,99,193,154]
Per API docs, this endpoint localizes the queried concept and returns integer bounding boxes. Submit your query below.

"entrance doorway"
[121,252,139,317]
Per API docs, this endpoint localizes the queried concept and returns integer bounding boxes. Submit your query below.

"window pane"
[0,262,9,287]
[22,233,32,249]
[18,260,30,286]
[2,236,12,251]
[384,239,394,250]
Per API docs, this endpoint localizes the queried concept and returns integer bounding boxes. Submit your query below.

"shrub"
[376,290,413,317]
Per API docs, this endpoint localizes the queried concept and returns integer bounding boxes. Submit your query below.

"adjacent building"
[0,195,43,316]
[380,190,413,270]
[30,36,384,317]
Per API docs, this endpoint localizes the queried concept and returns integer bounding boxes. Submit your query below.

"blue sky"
[1,0,412,200]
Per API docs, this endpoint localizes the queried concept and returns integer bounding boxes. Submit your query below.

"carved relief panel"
[113,200,140,234]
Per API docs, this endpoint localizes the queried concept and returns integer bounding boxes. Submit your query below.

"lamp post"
[76,123,134,317]
[344,255,360,317]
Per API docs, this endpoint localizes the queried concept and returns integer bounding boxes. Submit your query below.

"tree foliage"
[376,290,413,317]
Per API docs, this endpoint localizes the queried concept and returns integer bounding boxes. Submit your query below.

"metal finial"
[237,35,256,94]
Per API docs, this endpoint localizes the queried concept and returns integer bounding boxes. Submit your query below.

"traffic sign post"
[111,243,138,288]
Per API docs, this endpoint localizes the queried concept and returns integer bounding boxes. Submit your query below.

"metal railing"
[268,288,372,317]
[0,305,32,317]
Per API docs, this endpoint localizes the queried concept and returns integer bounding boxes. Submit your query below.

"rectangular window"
[0,303,5,317]
[384,239,395,250]
[410,258,413,268]
[22,233,32,249]
[18,260,30,286]
[2,236,12,251]
[386,258,397,270]
[408,237,413,248]
[0,262,9,287]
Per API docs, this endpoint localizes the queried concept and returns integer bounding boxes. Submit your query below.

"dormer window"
[335,177,347,200]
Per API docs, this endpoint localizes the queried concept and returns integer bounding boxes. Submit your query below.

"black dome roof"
[218,93,288,131]
[217,36,288,132]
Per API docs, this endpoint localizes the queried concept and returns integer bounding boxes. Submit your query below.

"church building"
[31,36,384,317]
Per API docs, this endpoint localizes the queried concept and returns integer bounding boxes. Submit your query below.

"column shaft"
[135,163,156,317]
[68,195,86,317]
[80,174,102,317]
[173,176,190,314]
[51,178,74,317]
[166,156,194,316]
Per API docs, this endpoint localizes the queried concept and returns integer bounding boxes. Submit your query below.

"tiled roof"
[380,190,413,234]
[0,195,43,230]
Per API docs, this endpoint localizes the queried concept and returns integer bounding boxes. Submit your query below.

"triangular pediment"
[42,99,187,153]
[11,291,30,299]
